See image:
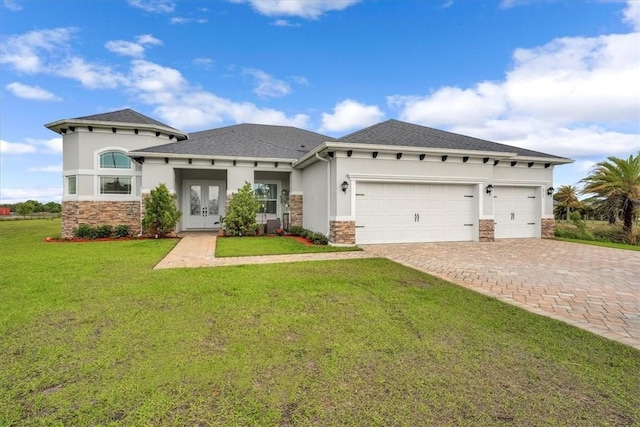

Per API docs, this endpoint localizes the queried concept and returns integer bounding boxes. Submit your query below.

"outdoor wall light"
[341,181,349,193]
[486,184,494,194]
[547,187,555,196]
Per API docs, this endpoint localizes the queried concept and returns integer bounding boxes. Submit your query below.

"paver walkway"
[156,234,640,349]
[364,239,640,349]
[154,233,377,269]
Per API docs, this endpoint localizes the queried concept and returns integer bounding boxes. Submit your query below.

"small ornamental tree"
[223,182,260,236]
[142,183,182,237]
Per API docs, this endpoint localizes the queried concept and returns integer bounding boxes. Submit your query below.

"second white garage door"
[355,182,476,244]
[494,186,538,239]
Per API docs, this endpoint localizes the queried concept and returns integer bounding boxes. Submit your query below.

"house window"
[100,176,131,194]
[100,151,131,169]
[254,183,277,214]
[67,176,77,195]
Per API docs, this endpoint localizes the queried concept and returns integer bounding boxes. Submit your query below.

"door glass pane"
[208,186,219,215]
[190,185,201,215]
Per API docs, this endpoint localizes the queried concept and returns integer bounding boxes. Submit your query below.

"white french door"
[184,181,224,229]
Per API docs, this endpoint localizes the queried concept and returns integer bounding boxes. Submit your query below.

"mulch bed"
[44,236,178,243]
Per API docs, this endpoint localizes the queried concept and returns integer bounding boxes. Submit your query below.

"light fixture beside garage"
[486,184,494,194]
[341,181,349,193]
[547,187,555,196]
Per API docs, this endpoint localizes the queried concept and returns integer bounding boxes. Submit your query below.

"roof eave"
[44,119,188,140]
[128,151,297,164]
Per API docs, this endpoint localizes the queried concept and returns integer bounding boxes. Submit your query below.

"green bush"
[142,183,182,237]
[289,225,305,236]
[94,224,113,238]
[223,182,260,236]
[569,211,585,229]
[555,221,639,245]
[309,231,329,245]
[73,224,96,239]
[114,224,131,238]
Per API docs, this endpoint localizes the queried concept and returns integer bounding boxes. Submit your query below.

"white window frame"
[99,176,133,195]
[254,181,280,217]
[67,175,77,195]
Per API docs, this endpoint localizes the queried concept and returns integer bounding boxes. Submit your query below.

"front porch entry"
[183,180,226,230]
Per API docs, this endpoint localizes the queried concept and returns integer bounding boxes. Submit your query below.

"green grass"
[215,235,361,257]
[554,237,640,251]
[1,219,639,426]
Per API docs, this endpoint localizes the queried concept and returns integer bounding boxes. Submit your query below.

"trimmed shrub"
[309,231,329,245]
[223,182,260,236]
[94,224,113,238]
[73,224,96,239]
[114,224,132,238]
[143,183,182,237]
[289,225,305,236]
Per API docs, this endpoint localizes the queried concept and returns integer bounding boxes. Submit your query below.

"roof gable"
[73,108,181,132]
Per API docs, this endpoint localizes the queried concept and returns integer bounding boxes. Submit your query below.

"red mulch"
[43,236,178,243]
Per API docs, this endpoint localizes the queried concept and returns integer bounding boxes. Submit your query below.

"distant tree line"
[0,200,62,216]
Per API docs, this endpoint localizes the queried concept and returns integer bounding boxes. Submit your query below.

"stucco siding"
[302,160,328,234]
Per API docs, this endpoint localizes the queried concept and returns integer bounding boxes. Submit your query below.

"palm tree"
[581,152,640,236]
[554,185,580,221]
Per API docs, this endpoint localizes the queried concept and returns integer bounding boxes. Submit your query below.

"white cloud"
[0,139,36,155]
[389,13,640,160]
[170,17,208,24]
[0,27,75,73]
[28,164,63,173]
[623,0,640,31]
[5,82,61,101]
[243,68,292,98]
[105,34,162,58]
[105,40,146,57]
[230,0,362,19]
[272,19,301,27]
[193,57,214,68]
[3,0,21,11]
[127,0,175,13]
[0,186,62,203]
[290,76,309,86]
[56,57,127,89]
[320,99,385,133]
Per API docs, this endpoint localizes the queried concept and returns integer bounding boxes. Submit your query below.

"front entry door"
[185,181,223,229]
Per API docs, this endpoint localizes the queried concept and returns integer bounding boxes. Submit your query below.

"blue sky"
[1,0,639,203]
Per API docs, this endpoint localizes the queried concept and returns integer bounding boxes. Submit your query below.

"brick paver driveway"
[363,239,640,349]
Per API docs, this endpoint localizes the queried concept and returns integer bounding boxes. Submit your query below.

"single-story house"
[45,108,573,244]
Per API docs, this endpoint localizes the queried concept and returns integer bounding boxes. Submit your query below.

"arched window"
[100,151,131,169]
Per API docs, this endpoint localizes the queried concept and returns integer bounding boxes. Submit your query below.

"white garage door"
[494,186,538,239]
[355,182,476,244]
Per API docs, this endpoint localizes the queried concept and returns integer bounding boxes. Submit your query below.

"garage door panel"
[494,186,538,239]
[355,182,476,244]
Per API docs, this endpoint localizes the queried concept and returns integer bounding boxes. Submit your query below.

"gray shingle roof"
[338,119,566,159]
[74,108,182,133]
[134,123,334,159]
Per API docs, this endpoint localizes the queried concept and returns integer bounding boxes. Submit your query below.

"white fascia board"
[45,119,188,139]
[128,151,296,164]
[510,155,574,165]
[293,142,519,169]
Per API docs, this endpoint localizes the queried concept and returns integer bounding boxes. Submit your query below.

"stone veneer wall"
[541,218,555,238]
[289,194,303,228]
[329,220,356,245]
[479,219,495,242]
[62,201,141,238]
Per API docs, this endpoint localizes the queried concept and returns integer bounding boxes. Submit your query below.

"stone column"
[289,194,303,228]
[479,219,495,242]
[541,218,555,238]
[329,220,356,245]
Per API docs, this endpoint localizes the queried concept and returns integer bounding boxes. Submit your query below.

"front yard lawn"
[215,235,361,257]
[1,219,639,426]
